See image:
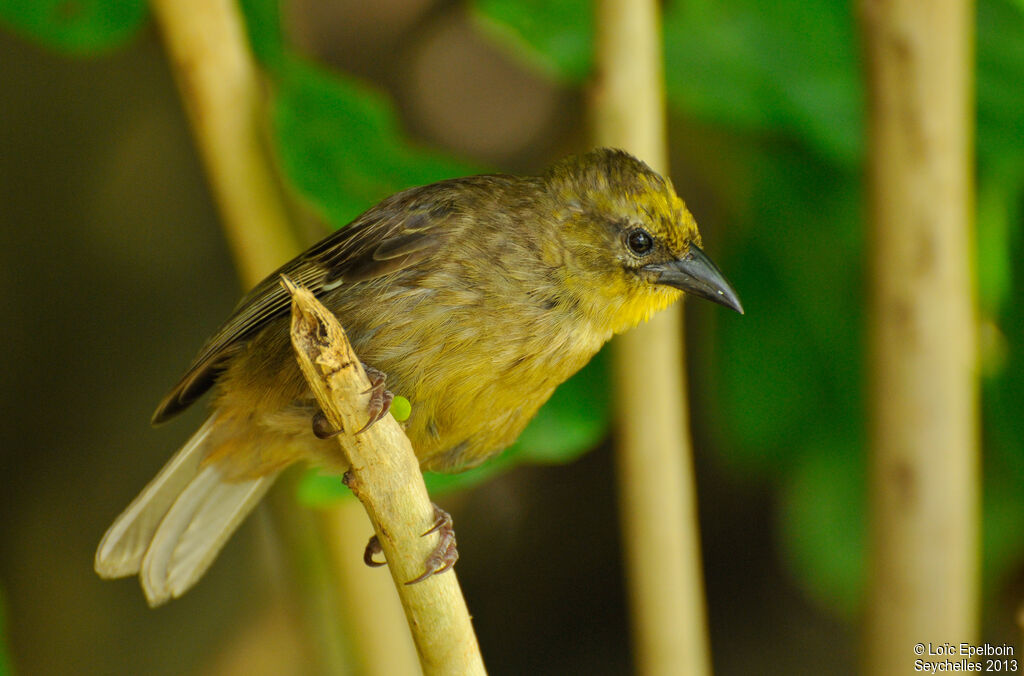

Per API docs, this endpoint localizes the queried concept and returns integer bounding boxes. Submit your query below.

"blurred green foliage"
[0,0,145,54]
[472,0,592,82]
[4,0,1022,625]
[474,0,1024,619]
[663,0,863,166]
[271,55,478,227]
[240,0,480,226]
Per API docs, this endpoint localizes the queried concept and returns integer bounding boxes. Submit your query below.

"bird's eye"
[626,229,654,256]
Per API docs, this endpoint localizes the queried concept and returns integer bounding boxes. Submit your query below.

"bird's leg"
[356,364,394,434]
[310,362,393,437]
[360,503,460,584]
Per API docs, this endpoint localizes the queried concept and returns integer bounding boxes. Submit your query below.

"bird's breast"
[384,307,608,472]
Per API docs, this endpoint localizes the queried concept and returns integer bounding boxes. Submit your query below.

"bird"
[95,147,743,606]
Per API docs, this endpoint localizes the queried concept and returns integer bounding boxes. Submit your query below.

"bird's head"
[544,148,743,336]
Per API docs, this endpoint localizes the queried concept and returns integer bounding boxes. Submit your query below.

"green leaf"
[977,0,1024,167]
[511,348,610,464]
[474,0,863,163]
[980,226,1024,589]
[296,450,526,506]
[271,55,479,229]
[423,450,521,495]
[975,0,1024,322]
[711,145,863,476]
[472,0,593,83]
[296,469,348,506]
[715,269,816,470]
[238,0,287,72]
[662,0,862,165]
[976,166,1024,319]
[0,0,147,54]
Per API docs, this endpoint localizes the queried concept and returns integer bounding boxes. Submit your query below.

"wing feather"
[152,183,461,423]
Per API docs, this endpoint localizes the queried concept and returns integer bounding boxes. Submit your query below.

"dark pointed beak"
[644,244,744,314]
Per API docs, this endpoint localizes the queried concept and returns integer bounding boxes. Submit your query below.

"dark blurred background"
[1,0,1023,674]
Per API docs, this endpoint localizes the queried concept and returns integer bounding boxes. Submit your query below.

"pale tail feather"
[140,466,275,606]
[95,414,220,579]
[95,412,278,606]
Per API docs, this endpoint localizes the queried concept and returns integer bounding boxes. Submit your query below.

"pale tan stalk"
[282,276,486,676]
[149,0,300,285]
[860,0,979,673]
[317,503,424,676]
[592,1,711,674]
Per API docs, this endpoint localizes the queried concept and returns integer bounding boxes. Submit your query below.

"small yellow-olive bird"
[95,147,743,606]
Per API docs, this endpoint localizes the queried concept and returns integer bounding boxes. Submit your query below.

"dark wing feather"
[151,184,458,423]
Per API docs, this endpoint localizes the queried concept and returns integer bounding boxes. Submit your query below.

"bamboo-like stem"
[147,3,415,673]
[861,0,979,673]
[592,1,711,675]
[317,503,424,676]
[149,0,301,286]
[281,276,485,676]
[262,469,351,675]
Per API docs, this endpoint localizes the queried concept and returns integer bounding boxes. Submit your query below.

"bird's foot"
[356,364,394,434]
[310,363,393,438]
[406,505,459,584]
[361,504,459,584]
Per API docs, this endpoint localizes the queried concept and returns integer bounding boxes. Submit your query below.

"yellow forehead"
[547,148,702,254]
[587,176,700,254]
[622,183,699,253]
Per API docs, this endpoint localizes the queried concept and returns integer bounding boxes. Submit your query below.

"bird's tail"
[95,412,278,606]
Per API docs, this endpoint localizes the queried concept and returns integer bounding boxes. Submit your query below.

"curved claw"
[422,506,453,536]
[312,410,340,439]
[359,504,460,584]
[356,364,394,434]
[406,505,458,585]
[363,535,387,567]
[405,540,459,585]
